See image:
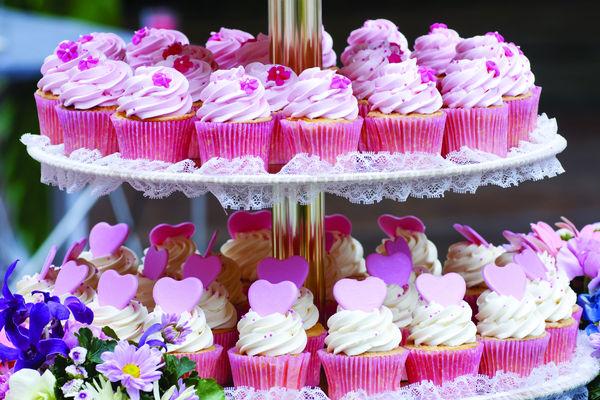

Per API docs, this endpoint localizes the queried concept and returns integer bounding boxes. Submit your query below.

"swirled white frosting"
[409,300,477,346]
[220,230,272,282]
[16,275,54,302]
[377,229,442,275]
[325,232,367,300]
[292,288,319,330]
[79,246,139,276]
[528,269,577,323]
[443,242,505,288]
[236,310,307,356]
[325,306,401,356]
[198,282,237,330]
[384,283,419,328]
[476,290,546,339]
[88,299,148,341]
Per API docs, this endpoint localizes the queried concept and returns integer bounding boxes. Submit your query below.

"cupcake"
[135,245,169,310]
[77,32,126,60]
[220,210,272,286]
[205,27,254,69]
[376,214,442,275]
[195,66,273,167]
[441,58,508,157]
[112,65,195,162]
[321,27,337,69]
[148,222,197,278]
[365,59,446,154]
[341,19,410,67]
[216,254,247,311]
[443,224,505,317]
[15,246,59,302]
[148,277,222,377]
[88,270,148,341]
[476,263,549,376]
[56,57,131,155]
[235,33,270,66]
[411,23,461,77]
[280,68,361,163]
[125,27,189,69]
[257,256,326,386]
[318,277,406,399]
[229,280,310,389]
[245,62,298,169]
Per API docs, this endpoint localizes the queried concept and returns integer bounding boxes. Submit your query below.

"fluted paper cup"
[188,101,203,161]
[573,305,583,326]
[173,344,223,379]
[365,111,446,154]
[544,319,578,364]
[531,86,542,127]
[268,111,290,171]
[505,90,540,149]
[56,106,119,156]
[280,117,363,164]
[112,112,194,162]
[318,349,408,400]
[479,334,550,377]
[442,105,509,157]
[305,328,327,386]
[228,348,310,390]
[213,330,238,385]
[358,100,370,152]
[34,91,63,144]
[405,342,483,385]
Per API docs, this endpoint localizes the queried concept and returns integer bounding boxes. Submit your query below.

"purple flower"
[161,314,191,345]
[56,41,79,63]
[78,56,99,71]
[62,320,105,349]
[590,332,600,358]
[170,379,199,400]
[152,72,172,88]
[96,341,163,400]
[485,61,500,78]
[78,34,94,44]
[330,75,351,90]
[75,390,91,399]
[240,78,259,94]
[209,32,221,41]
[429,22,448,33]
[61,378,84,397]
[386,43,404,63]
[0,370,10,399]
[66,364,88,378]
[267,66,291,86]
[418,66,437,84]
[132,27,148,46]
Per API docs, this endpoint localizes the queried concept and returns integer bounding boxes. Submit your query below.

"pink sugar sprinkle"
[486,31,505,43]
[267,65,291,86]
[486,60,500,77]
[152,72,172,88]
[240,78,259,94]
[132,27,149,45]
[429,22,448,33]
[78,34,93,44]
[78,55,99,71]
[56,41,79,63]
[330,75,351,90]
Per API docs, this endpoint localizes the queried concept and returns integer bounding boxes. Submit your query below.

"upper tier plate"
[23,115,565,210]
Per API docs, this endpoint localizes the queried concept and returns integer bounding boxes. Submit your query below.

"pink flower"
[78,34,93,44]
[78,56,99,71]
[429,22,448,33]
[267,65,291,86]
[330,75,351,90]
[56,41,79,63]
[240,78,259,94]
[209,32,221,41]
[152,72,171,88]
[418,66,437,84]
[132,27,148,46]
[486,31,505,43]
[162,42,184,59]
[486,61,500,77]
[173,55,194,74]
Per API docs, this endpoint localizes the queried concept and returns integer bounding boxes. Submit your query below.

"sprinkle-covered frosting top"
[441,59,504,108]
[245,62,298,112]
[78,32,127,61]
[411,23,461,75]
[156,55,212,103]
[125,27,190,69]
[498,42,535,97]
[341,19,410,66]
[38,40,97,95]
[205,27,254,69]
[322,27,337,68]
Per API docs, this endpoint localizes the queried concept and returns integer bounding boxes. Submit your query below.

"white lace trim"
[22,114,565,209]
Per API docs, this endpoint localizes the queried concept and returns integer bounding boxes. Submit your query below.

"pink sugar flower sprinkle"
[330,75,351,90]
[56,41,79,63]
[418,66,437,83]
[209,32,222,41]
[267,65,291,86]
[78,56,99,71]
[486,60,500,77]
[504,46,514,57]
[173,55,194,74]
[429,22,448,32]
[486,31,505,43]
[132,27,149,45]
[78,34,93,44]
[240,78,259,94]
[387,43,404,63]
[152,72,172,88]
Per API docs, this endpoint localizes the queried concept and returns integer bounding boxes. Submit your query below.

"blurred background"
[0,0,599,276]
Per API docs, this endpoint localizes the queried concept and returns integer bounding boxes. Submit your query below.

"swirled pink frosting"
[411,23,461,74]
[369,59,443,114]
[196,66,271,122]
[322,27,337,68]
[156,55,212,102]
[441,59,503,108]
[340,47,390,100]
[245,62,298,112]
[60,58,132,109]
[498,42,535,96]
[455,33,505,61]
[182,45,218,70]
[117,66,193,119]
[205,28,254,69]
[341,19,409,66]
[235,33,270,67]
[78,32,126,61]
[282,68,359,120]
[125,27,189,69]
[37,41,97,95]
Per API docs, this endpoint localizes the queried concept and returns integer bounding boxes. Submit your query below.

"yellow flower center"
[122,363,141,378]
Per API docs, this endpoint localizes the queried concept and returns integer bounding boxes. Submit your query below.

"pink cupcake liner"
[531,86,542,127]
[305,330,327,386]
[544,320,578,364]
[228,348,310,390]
[505,91,540,149]
[573,305,583,326]
[195,119,274,168]
[358,100,370,152]
[55,106,119,156]
[112,114,194,163]
[318,349,408,400]
[442,105,508,157]
[213,330,238,386]
[364,112,446,154]
[279,117,363,164]
[400,327,411,381]
[173,344,223,379]
[268,111,291,171]
[405,342,483,385]
[188,102,202,161]
[34,92,63,144]
[479,334,550,377]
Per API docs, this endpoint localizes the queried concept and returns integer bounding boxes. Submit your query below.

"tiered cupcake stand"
[20,0,598,399]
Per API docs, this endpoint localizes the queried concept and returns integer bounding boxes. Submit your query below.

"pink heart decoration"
[227,210,272,238]
[39,245,57,281]
[54,261,88,296]
[153,277,204,314]
[378,215,425,238]
[248,280,298,316]
[325,214,352,236]
[384,236,411,257]
[482,263,527,300]
[62,237,87,265]
[333,277,387,312]
[89,222,129,258]
[203,230,219,256]
[143,246,168,281]
[366,252,412,287]
[182,254,222,287]
[149,222,195,246]
[502,230,541,252]
[513,248,548,281]
[415,273,466,307]
[97,270,138,309]
[256,256,309,289]
[530,221,563,254]
[453,223,489,246]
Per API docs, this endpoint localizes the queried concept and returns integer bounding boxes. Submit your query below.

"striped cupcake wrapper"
[172,344,223,379]
[34,92,63,144]
[478,334,550,377]
[544,320,578,364]
[56,106,119,156]
[505,91,540,149]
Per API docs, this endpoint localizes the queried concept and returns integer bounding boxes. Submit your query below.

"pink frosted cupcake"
[411,22,461,78]
[229,280,310,389]
[322,27,338,69]
[195,66,273,166]
[476,263,549,377]
[125,27,189,69]
[235,33,270,66]
[319,277,406,399]
[112,66,194,162]
[341,19,410,67]
[405,273,482,385]
[365,59,446,154]
[77,32,126,60]
[280,68,361,163]
[205,27,254,69]
[246,62,298,169]
[148,222,197,278]
[441,58,508,157]
[57,57,131,155]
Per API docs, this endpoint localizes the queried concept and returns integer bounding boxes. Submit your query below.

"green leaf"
[76,327,117,364]
[195,378,224,400]
[163,354,196,380]
[76,328,93,348]
[589,374,600,400]
[102,326,119,341]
